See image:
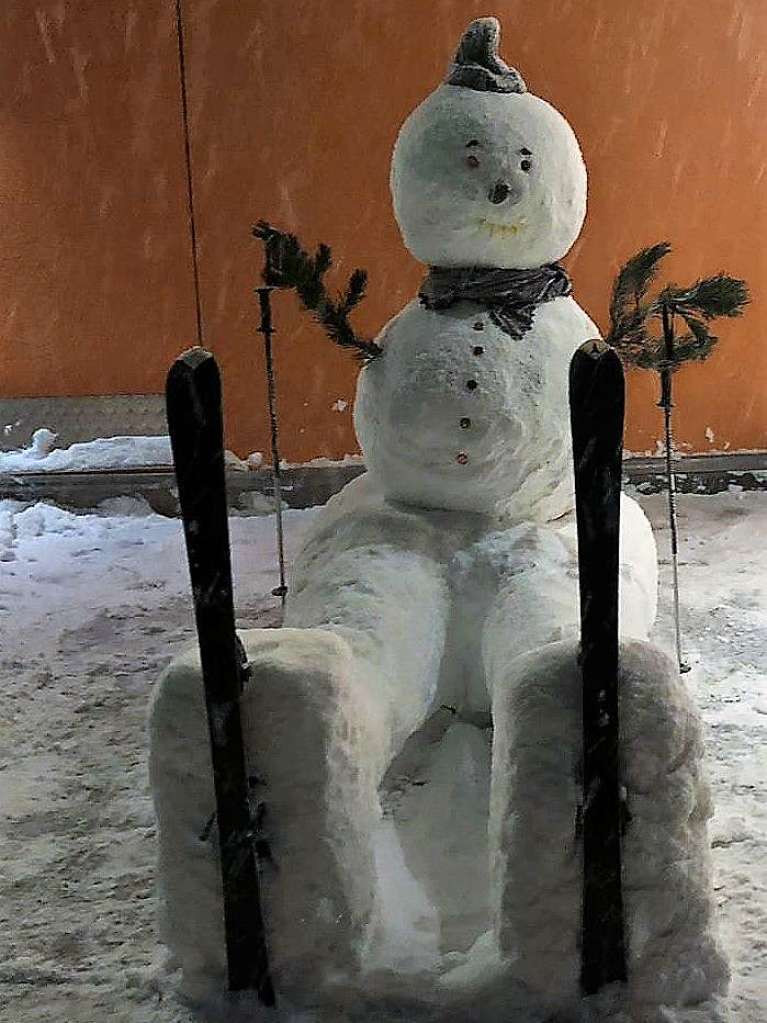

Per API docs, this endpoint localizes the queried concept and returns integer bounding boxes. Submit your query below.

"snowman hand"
[253,220,323,298]
[252,221,383,364]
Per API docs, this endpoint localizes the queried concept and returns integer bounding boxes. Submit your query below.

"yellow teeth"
[477,218,526,239]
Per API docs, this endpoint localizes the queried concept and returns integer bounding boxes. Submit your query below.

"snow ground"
[0,490,764,1022]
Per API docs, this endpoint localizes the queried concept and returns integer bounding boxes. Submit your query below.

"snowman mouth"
[476,217,527,239]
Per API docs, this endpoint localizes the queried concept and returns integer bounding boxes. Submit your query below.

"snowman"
[150,17,728,1017]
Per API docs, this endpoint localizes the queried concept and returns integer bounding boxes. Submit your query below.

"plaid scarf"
[419,264,572,339]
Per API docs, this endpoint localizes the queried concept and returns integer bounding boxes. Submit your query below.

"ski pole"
[256,286,288,608]
[659,303,690,675]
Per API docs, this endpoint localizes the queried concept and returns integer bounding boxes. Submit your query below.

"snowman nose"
[489,180,511,204]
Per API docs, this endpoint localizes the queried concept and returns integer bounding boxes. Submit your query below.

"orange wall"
[0,2,197,396]
[2,0,766,460]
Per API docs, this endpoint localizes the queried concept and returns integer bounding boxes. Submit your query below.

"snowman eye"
[466,154,480,168]
[520,159,532,172]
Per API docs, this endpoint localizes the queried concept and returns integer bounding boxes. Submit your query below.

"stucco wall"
[1,1,765,459]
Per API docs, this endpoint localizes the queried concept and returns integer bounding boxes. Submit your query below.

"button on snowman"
[150,17,728,1016]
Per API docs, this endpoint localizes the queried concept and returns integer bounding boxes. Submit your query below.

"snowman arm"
[253,221,383,364]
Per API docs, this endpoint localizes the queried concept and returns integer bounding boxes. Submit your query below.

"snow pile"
[0,431,255,474]
[0,430,174,472]
[283,454,364,469]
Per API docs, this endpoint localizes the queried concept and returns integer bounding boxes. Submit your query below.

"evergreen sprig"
[607,247,748,676]
[609,242,671,334]
[253,221,382,364]
[607,243,749,371]
[661,275,750,321]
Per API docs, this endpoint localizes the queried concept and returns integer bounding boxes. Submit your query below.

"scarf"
[418,264,572,339]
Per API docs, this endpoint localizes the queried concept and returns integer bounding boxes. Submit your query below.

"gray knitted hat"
[445,17,527,94]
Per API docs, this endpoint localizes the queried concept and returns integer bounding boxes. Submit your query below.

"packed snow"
[0,489,764,1022]
[0,431,174,472]
[0,432,251,474]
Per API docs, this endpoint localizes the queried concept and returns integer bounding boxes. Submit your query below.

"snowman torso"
[355,295,600,518]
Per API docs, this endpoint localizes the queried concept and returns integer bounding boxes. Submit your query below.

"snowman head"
[391,18,587,269]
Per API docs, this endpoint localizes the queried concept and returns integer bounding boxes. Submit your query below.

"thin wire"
[174,0,204,346]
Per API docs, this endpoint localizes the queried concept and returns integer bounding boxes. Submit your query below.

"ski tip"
[570,339,624,389]
[576,338,615,361]
[569,338,625,434]
[165,348,223,434]
[173,346,216,372]
[166,347,219,392]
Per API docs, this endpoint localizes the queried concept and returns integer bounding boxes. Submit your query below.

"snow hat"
[445,16,527,94]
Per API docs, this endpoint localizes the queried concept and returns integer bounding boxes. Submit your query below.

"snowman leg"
[151,629,382,1002]
[618,640,730,1011]
[488,641,582,1010]
[149,643,231,998]
[150,524,449,1000]
[284,512,450,755]
[472,523,580,1002]
[487,635,729,1015]
[479,518,641,1013]
[479,501,657,680]
[479,501,657,683]
[235,626,385,996]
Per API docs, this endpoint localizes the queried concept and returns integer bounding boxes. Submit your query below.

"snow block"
[490,638,730,1015]
[149,628,385,1004]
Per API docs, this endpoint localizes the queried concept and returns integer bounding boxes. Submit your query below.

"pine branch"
[624,314,717,372]
[314,242,332,279]
[605,248,748,681]
[664,275,749,321]
[672,312,718,365]
[606,244,749,374]
[607,241,671,349]
[634,343,663,371]
[608,324,654,367]
[252,221,382,364]
[344,268,368,311]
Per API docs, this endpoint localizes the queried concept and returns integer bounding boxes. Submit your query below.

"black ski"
[166,347,275,1005]
[569,339,627,996]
